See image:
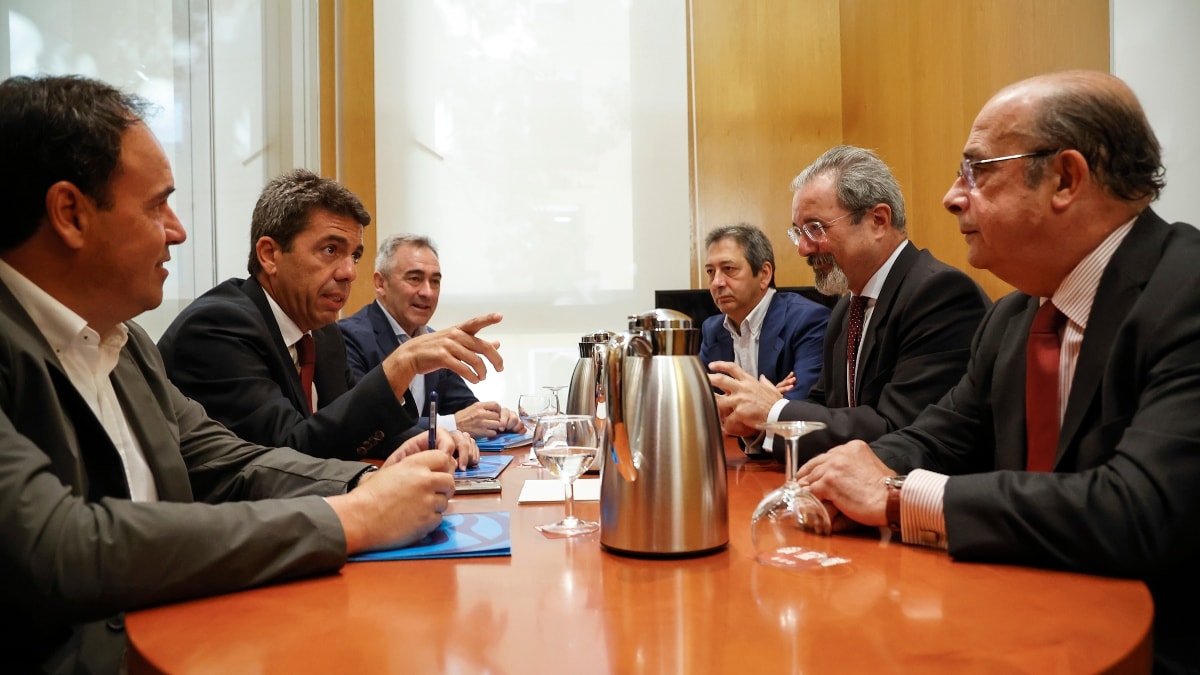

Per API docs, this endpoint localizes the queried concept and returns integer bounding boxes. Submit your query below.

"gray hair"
[376,233,439,276]
[705,222,775,286]
[791,145,907,233]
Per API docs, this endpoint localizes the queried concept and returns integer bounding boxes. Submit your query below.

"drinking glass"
[532,414,600,536]
[517,393,556,467]
[750,420,848,570]
[542,385,568,414]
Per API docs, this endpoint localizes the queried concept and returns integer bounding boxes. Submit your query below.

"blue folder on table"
[349,512,511,561]
[455,454,512,479]
[476,431,533,451]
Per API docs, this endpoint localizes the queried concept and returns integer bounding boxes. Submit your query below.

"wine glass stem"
[562,479,578,525]
[785,436,800,485]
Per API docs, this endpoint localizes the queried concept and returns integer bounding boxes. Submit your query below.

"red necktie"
[296,333,316,414]
[1025,301,1065,472]
[846,295,870,407]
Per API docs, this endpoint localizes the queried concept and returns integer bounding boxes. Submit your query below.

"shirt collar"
[262,288,306,348]
[0,258,128,353]
[858,239,910,302]
[723,287,775,338]
[375,299,428,341]
[1050,217,1135,330]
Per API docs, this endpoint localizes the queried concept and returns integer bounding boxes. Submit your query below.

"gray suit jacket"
[873,209,1200,671]
[0,280,360,673]
[777,244,991,463]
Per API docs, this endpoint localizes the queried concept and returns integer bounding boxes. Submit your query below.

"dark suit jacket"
[158,278,417,460]
[339,301,479,428]
[0,280,358,674]
[698,290,830,399]
[872,209,1200,672]
[778,243,991,463]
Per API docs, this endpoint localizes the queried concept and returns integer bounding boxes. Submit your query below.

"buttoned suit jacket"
[778,243,991,463]
[339,301,479,428]
[157,277,416,460]
[0,280,357,674]
[871,210,1200,671]
[698,290,831,399]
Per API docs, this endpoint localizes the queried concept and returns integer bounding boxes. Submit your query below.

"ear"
[869,202,893,235]
[255,236,280,276]
[374,270,386,295]
[43,181,92,250]
[757,260,774,290]
[1049,150,1089,210]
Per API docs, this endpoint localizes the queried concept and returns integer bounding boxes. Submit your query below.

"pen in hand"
[428,391,438,450]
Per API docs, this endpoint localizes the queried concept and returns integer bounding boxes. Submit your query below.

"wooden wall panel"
[839,0,1109,299]
[689,0,843,288]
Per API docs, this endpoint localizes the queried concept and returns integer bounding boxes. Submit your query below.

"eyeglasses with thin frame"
[957,149,1059,190]
[787,211,856,245]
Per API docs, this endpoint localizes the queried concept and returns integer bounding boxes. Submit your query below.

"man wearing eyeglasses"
[795,71,1200,673]
[709,145,990,465]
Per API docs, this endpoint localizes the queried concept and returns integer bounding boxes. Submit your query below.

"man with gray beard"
[709,145,990,465]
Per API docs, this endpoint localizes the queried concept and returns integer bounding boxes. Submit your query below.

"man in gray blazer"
[710,146,990,464]
[0,75,467,673]
[798,71,1199,673]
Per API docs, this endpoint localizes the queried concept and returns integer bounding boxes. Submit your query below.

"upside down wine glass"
[532,414,600,537]
[517,393,557,467]
[750,420,846,570]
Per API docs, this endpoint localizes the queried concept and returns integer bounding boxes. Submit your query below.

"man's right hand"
[381,313,505,401]
[325,449,456,555]
[454,401,506,438]
[707,360,783,437]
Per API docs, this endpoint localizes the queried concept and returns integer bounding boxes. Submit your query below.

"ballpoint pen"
[428,391,438,449]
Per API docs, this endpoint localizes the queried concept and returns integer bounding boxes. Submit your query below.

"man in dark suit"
[710,146,990,464]
[158,169,490,466]
[699,223,830,400]
[339,234,523,437]
[797,71,1199,673]
[0,74,461,673]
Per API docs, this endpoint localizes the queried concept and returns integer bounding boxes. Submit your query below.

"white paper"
[518,478,601,503]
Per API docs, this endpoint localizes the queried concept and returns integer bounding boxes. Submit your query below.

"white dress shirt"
[263,291,318,411]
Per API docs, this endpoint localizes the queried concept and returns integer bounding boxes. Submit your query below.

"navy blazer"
[339,301,479,428]
[158,277,417,459]
[872,210,1200,671]
[778,243,991,464]
[698,290,830,399]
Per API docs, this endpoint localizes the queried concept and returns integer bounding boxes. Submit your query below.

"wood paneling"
[690,0,1110,297]
[839,0,1109,299]
[689,0,843,288]
[319,0,378,316]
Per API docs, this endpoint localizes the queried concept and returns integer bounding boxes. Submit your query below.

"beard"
[808,253,849,296]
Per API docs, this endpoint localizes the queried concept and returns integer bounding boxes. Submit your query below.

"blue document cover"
[349,512,512,561]
[455,454,513,479]
[476,431,533,451]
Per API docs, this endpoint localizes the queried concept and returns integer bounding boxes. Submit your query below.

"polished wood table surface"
[127,442,1152,674]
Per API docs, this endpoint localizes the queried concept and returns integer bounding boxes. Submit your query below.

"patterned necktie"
[1025,301,1065,472]
[296,333,316,413]
[396,333,420,417]
[846,295,870,407]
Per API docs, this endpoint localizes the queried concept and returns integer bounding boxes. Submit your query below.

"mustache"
[807,253,837,268]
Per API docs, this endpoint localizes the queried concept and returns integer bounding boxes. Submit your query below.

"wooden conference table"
[127,441,1153,674]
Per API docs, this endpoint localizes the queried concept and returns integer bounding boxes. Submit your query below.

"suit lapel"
[826,295,851,406]
[110,342,192,500]
[1057,210,1166,464]
[855,244,919,399]
[996,296,1039,470]
[242,278,310,413]
[757,294,785,376]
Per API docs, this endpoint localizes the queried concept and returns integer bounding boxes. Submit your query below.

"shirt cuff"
[900,469,949,550]
[439,413,458,433]
[761,398,791,453]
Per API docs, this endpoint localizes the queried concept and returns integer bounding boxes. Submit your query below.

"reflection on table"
[127,441,1152,673]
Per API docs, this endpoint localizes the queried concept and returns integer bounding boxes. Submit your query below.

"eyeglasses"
[787,211,855,245]
[957,149,1059,190]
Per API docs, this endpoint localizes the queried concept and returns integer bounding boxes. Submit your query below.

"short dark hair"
[376,234,438,276]
[705,222,776,286]
[0,75,152,252]
[247,169,372,276]
[1021,71,1165,202]
[791,145,907,233]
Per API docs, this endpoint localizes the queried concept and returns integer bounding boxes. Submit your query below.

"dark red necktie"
[846,295,870,407]
[297,333,316,414]
[1025,301,1065,472]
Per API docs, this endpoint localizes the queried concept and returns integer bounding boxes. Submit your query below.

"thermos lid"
[627,308,693,331]
[578,330,613,357]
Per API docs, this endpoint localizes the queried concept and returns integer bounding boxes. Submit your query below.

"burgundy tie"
[846,295,870,407]
[296,333,316,414]
[1025,301,1065,472]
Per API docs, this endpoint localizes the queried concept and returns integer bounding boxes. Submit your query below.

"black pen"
[428,391,438,449]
